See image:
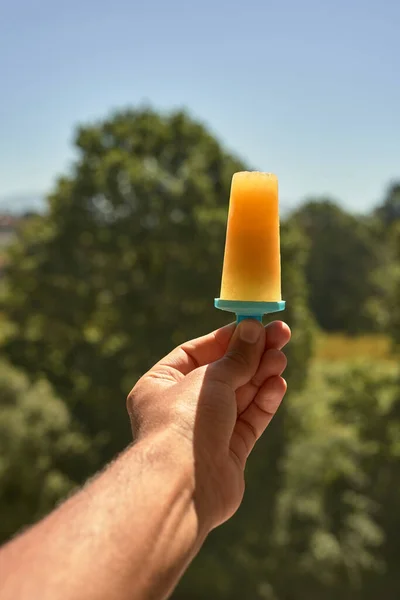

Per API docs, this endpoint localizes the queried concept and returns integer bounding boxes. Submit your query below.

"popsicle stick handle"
[236,314,263,323]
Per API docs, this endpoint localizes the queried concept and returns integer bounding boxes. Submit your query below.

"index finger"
[153,320,290,378]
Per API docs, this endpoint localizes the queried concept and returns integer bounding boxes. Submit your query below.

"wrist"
[137,428,214,538]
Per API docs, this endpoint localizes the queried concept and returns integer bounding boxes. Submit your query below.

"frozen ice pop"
[215,171,285,322]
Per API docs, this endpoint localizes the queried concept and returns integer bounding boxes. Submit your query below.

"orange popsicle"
[220,171,281,302]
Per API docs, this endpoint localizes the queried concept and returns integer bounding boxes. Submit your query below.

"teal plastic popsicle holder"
[214,299,286,323]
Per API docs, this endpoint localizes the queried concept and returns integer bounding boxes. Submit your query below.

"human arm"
[0,319,290,600]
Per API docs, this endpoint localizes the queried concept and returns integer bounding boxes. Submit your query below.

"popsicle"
[215,171,285,322]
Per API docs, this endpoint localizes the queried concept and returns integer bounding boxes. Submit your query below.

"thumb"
[208,319,265,391]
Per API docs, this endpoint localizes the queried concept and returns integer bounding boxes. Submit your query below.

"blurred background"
[1,0,399,598]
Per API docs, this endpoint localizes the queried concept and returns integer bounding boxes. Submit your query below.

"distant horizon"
[0,182,392,217]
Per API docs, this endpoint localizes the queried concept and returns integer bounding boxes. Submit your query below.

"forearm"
[0,432,206,600]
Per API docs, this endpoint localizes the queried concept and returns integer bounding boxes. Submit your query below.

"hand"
[127,319,290,533]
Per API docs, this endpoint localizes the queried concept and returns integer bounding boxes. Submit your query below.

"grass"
[314,332,395,363]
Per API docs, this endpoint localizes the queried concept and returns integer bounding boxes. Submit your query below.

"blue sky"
[1,0,399,212]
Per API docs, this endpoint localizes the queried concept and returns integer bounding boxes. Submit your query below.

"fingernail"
[237,319,262,343]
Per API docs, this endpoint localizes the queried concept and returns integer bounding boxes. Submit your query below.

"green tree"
[366,220,400,335]
[1,108,313,525]
[391,224,400,348]
[273,361,400,600]
[0,360,92,542]
[292,200,380,333]
[375,183,400,228]
[4,106,398,599]
[1,108,246,466]
[0,108,316,599]
[325,361,400,600]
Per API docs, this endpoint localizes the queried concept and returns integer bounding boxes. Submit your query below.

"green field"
[314,332,395,363]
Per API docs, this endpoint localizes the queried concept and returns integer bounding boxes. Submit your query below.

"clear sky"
[1,0,399,212]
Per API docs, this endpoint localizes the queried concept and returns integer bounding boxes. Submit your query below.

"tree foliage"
[322,362,400,600]
[0,360,91,542]
[0,107,399,598]
[0,108,313,524]
[375,183,400,228]
[292,200,382,333]
[1,109,247,464]
[386,223,400,348]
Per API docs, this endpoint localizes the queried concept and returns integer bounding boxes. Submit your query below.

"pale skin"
[0,318,290,600]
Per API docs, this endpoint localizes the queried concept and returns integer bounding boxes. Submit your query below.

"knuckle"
[126,380,148,436]
[235,419,257,456]
[225,348,250,369]
[278,351,288,370]
[241,418,258,444]
[250,373,264,388]
[126,379,144,416]
[126,389,136,417]
[266,348,287,372]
